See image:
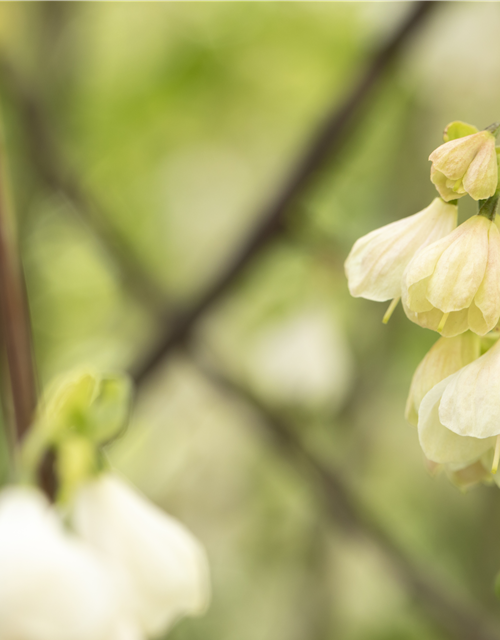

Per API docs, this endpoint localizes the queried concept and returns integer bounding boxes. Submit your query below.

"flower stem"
[485,122,500,136]
[478,195,499,221]
[0,144,37,444]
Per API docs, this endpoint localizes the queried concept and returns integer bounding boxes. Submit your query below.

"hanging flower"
[72,473,210,638]
[405,332,479,426]
[418,338,500,473]
[430,129,498,201]
[345,198,457,322]
[403,214,500,336]
[0,486,135,640]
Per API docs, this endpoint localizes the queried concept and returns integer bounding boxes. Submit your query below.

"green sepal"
[443,121,478,142]
[86,374,132,443]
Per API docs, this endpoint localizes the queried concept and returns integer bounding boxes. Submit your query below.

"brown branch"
[193,355,500,640]
[0,143,37,443]
[129,0,436,384]
[0,56,168,317]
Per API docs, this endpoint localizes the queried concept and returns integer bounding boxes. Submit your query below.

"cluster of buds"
[345,120,500,489]
[0,371,210,640]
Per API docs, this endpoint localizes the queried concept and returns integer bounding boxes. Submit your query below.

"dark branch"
[194,356,500,640]
[0,144,37,442]
[130,1,436,384]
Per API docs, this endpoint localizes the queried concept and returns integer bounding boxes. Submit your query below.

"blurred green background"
[1,2,500,639]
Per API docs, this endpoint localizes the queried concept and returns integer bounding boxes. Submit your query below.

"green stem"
[485,122,500,136]
[478,195,499,220]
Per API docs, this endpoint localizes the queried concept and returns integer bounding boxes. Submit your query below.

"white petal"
[430,132,490,180]
[439,339,500,438]
[405,333,479,427]
[426,216,489,312]
[0,487,123,640]
[72,474,210,638]
[469,222,500,334]
[418,378,495,463]
[463,136,498,200]
[345,199,456,301]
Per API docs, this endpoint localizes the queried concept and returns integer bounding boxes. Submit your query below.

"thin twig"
[0,2,435,384]
[130,0,436,384]
[0,142,37,443]
[194,355,500,640]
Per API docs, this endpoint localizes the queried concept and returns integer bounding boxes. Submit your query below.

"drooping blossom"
[0,486,136,640]
[345,198,457,321]
[72,473,210,638]
[430,129,498,201]
[418,337,500,471]
[405,332,479,427]
[403,214,500,336]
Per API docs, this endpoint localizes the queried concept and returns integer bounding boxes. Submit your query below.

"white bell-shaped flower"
[403,214,500,336]
[0,486,134,640]
[405,332,479,427]
[418,338,500,469]
[418,377,496,466]
[72,473,210,638]
[345,198,457,304]
[429,129,498,201]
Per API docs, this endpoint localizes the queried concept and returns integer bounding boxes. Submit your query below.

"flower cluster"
[346,120,500,489]
[0,372,210,640]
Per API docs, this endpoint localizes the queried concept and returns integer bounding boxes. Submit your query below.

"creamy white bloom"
[345,198,457,302]
[418,338,500,465]
[72,473,210,638]
[418,377,496,465]
[405,332,479,427]
[403,215,500,336]
[437,337,500,439]
[429,130,498,201]
[0,486,134,640]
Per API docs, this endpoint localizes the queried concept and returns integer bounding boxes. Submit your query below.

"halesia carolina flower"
[418,337,500,472]
[345,198,457,322]
[430,129,498,201]
[0,486,136,640]
[403,214,500,337]
[405,332,479,427]
[72,473,210,638]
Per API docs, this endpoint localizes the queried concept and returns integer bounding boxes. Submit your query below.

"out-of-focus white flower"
[403,214,500,336]
[405,332,479,426]
[345,198,457,307]
[245,309,353,409]
[0,486,135,640]
[72,473,210,638]
[429,129,498,201]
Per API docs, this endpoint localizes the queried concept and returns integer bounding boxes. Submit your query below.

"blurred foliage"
[1,2,500,640]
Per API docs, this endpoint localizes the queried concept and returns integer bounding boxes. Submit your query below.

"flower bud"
[405,332,479,427]
[345,198,457,302]
[403,214,500,336]
[72,473,210,637]
[0,486,132,640]
[430,129,498,201]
